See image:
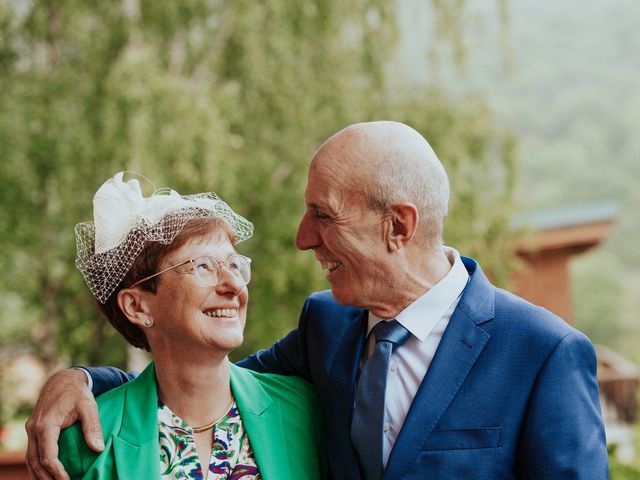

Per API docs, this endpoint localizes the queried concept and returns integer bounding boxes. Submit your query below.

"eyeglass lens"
[193,255,251,286]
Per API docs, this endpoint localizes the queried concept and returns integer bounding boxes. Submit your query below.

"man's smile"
[319,260,342,273]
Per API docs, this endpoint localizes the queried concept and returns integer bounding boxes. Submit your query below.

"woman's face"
[144,232,248,355]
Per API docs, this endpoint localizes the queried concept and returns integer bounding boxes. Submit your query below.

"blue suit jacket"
[238,257,609,479]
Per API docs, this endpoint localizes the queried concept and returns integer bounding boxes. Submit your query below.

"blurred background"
[1,0,638,477]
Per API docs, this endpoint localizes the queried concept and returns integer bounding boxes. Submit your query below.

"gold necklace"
[191,395,235,433]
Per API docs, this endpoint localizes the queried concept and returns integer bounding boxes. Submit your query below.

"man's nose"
[295,213,320,251]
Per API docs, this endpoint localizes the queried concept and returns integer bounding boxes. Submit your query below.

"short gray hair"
[364,143,450,243]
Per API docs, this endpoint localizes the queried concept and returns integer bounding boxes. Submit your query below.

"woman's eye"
[196,261,213,272]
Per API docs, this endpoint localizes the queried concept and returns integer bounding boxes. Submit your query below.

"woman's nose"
[215,265,244,296]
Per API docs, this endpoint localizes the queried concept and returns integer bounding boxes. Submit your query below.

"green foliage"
[610,464,640,480]
[609,427,640,479]
[572,252,637,357]
[0,1,515,372]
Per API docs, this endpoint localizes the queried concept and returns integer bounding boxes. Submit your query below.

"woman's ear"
[384,202,419,252]
[117,289,154,328]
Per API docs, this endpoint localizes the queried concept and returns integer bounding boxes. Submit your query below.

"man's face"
[295,153,390,310]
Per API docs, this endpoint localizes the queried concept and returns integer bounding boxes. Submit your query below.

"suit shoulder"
[95,379,129,408]
[59,379,127,458]
[306,289,338,308]
[244,369,318,404]
[305,290,362,316]
[307,289,334,302]
[240,370,324,444]
[59,380,128,467]
[492,287,585,343]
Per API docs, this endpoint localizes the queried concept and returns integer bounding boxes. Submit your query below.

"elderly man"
[27,121,608,479]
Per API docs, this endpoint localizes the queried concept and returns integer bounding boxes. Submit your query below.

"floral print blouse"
[158,398,260,479]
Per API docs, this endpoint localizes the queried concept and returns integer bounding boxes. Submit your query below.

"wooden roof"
[513,201,617,254]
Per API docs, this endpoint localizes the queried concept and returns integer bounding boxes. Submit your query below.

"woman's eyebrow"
[191,251,238,259]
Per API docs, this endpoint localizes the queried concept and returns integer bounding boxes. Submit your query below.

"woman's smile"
[202,307,239,318]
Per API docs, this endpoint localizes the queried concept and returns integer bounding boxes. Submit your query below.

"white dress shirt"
[364,247,469,466]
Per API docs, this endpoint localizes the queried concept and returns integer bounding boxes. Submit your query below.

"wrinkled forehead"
[307,158,361,207]
[309,132,373,190]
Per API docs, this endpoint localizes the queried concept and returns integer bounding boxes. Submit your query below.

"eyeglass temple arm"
[129,259,192,289]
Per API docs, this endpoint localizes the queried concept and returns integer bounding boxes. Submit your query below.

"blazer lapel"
[384,258,494,480]
[113,435,160,480]
[113,362,161,480]
[328,311,368,479]
[230,363,291,480]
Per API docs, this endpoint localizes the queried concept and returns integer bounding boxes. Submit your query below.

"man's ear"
[383,202,419,252]
[117,289,154,328]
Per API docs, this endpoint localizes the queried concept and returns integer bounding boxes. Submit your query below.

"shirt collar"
[367,246,469,341]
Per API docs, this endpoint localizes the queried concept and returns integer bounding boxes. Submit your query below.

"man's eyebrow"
[308,202,335,215]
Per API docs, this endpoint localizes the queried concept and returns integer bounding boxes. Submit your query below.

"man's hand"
[25,369,104,480]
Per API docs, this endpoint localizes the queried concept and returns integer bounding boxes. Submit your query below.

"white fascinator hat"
[75,172,253,303]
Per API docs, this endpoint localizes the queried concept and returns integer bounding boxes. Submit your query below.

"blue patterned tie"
[351,320,411,480]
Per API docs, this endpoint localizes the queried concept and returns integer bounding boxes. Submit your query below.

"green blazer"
[59,362,326,479]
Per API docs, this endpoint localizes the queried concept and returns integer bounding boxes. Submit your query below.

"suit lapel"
[230,363,290,480]
[113,362,161,480]
[384,257,494,480]
[113,435,160,479]
[110,361,290,479]
[328,311,368,479]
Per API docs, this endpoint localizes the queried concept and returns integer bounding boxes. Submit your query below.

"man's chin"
[330,287,357,307]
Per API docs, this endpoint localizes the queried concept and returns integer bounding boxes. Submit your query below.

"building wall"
[512,248,573,325]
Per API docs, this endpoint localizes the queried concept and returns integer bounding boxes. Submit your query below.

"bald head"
[312,121,450,244]
[320,120,436,158]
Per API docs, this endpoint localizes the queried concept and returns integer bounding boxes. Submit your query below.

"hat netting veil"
[75,172,253,303]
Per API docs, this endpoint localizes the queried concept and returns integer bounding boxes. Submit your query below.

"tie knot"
[373,320,411,346]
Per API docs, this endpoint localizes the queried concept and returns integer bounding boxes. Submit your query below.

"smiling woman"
[97,215,246,352]
[57,172,327,479]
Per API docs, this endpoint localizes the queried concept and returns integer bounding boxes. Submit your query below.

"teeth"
[320,261,341,272]
[204,308,238,318]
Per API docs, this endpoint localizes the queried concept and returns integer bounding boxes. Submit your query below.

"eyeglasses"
[130,254,252,289]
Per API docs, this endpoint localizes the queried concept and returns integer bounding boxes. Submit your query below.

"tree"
[0,0,514,370]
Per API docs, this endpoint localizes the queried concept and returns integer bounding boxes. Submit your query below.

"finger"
[25,460,48,480]
[26,446,52,480]
[25,368,89,479]
[34,424,70,480]
[26,455,54,480]
[25,423,53,480]
[77,398,105,453]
